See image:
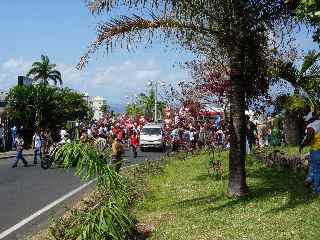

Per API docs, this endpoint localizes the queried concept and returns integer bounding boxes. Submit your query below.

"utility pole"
[154,80,158,122]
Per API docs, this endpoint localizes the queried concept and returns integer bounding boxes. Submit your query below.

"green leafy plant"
[49,142,135,240]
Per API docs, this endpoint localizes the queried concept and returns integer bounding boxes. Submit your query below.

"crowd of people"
[6,107,320,194]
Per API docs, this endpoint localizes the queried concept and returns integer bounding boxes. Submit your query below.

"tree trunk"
[283,111,304,145]
[226,60,248,197]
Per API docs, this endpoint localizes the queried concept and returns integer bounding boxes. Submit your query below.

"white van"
[140,123,165,151]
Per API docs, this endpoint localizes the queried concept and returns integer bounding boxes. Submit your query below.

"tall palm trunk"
[226,59,248,197]
[284,111,304,145]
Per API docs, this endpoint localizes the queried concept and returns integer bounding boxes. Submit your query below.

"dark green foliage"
[295,0,320,43]
[27,55,62,85]
[6,85,92,143]
[125,103,142,120]
[49,142,136,240]
[137,88,166,120]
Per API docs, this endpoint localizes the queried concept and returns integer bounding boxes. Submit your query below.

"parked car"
[140,123,165,151]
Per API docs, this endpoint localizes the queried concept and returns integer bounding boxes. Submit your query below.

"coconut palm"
[126,103,142,119]
[275,50,320,145]
[27,55,62,86]
[79,0,293,197]
[138,89,155,120]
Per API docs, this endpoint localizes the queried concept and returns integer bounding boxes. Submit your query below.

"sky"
[0,0,192,110]
[0,1,319,111]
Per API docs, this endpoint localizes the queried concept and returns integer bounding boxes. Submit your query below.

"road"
[0,149,164,240]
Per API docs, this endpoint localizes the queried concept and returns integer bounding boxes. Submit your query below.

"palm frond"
[86,0,161,15]
[41,55,49,64]
[31,62,43,68]
[48,63,57,69]
[274,60,298,86]
[27,68,40,77]
[299,50,320,79]
[78,14,211,69]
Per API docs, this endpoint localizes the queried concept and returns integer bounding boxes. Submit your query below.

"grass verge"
[134,150,320,240]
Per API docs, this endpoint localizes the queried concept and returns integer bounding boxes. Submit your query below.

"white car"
[140,123,166,151]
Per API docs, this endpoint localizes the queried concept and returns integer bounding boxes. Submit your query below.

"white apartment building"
[91,96,107,120]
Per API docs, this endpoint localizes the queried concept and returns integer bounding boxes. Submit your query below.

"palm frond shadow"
[206,165,317,213]
[173,194,225,209]
[173,164,317,214]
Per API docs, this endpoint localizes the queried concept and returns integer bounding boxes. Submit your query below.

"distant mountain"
[109,103,126,113]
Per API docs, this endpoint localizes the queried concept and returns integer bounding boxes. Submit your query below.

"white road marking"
[0,162,144,239]
[0,179,95,240]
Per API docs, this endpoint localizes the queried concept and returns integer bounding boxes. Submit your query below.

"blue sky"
[0,0,192,109]
[0,1,319,110]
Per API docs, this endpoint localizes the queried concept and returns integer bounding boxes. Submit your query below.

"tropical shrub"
[49,142,135,240]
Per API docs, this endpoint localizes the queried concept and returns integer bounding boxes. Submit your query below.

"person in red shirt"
[130,131,139,158]
[116,129,124,143]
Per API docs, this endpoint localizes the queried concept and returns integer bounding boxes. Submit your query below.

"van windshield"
[141,128,162,135]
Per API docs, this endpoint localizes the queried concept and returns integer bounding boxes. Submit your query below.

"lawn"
[133,150,320,240]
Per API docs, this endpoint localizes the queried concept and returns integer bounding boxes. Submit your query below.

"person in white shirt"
[60,128,68,140]
[0,124,4,151]
[32,130,43,164]
[12,133,28,168]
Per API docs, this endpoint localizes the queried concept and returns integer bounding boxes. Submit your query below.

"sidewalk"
[0,149,34,160]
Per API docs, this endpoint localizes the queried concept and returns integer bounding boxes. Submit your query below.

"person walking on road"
[32,130,42,164]
[111,137,124,173]
[130,131,139,158]
[12,133,28,168]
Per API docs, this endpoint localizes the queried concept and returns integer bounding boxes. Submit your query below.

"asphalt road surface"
[0,148,164,240]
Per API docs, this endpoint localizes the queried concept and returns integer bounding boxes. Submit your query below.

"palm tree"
[27,55,62,86]
[275,50,320,145]
[126,103,142,119]
[138,88,166,120]
[79,0,292,197]
[138,89,155,120]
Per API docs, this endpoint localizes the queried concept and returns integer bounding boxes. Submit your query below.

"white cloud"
[87,59,188,105]
[0,57,189,108]
[0,58,32,90]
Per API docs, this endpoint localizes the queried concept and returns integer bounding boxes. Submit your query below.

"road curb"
[0,153,33,160]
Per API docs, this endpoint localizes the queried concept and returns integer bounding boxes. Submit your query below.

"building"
[17,76,33,86]
[91,96,107,120]
[0,92,8,116]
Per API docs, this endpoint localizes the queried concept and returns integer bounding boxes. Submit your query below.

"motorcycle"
[41,137,70,170]
[41,143,62,169]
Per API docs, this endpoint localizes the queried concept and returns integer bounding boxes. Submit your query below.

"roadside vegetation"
[29,146,320,240]
[133,150,320,240]
[29,141,166,240]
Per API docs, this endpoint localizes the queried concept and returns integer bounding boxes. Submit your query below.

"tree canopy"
[6,85,92,143]
[295,0,320,43]
[27,55,62,86]
[80,0,296,196]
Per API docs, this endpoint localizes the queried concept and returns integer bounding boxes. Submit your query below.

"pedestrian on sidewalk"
[11,125,17,150]
[12,133,28,168]
[32,130,42,164]
[0,124,4,152]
